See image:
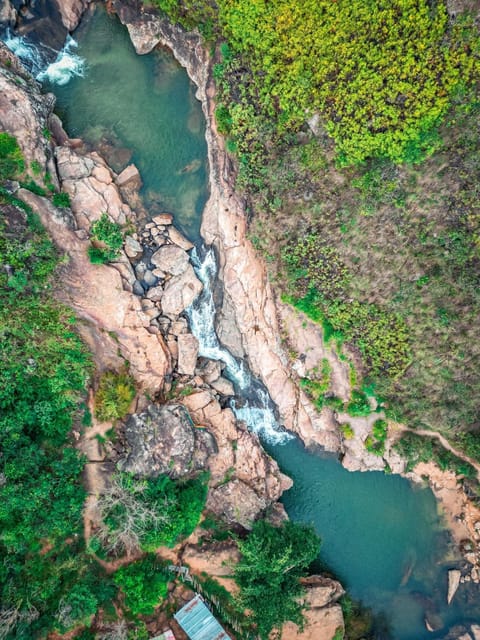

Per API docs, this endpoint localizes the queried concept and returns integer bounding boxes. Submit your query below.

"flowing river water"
[5,5,480,638]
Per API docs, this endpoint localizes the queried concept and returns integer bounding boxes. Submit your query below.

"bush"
[365,419,388,456]
[346,390,372,417]
[114,556,169,615]
[0,132,25,180]
[234,520,320,639]
[89,213,123,263]
[94,371,136,422]
[53,191,71,208]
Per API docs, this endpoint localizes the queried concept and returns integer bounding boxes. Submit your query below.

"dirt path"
[398,425,480,480]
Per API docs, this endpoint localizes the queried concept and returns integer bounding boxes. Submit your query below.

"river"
[7,4,480,638]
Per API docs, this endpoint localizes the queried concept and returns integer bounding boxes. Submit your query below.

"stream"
[5,5,480,638]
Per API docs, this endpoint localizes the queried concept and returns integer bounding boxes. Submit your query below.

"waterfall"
[186,246,292,444]
[3,31,85,86]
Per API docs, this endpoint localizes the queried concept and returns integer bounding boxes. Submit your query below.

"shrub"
[114,556,169,615]
[346,390,372,417]
[0,132,24,180]
[234,520,320,639]
[94,371,136,422]
[89,213,123,263]
[340,423,354,439]
[53,191,71,208]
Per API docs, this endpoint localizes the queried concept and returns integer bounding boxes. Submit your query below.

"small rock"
[211,376,235,396]
[447,569,461,604]
[195,359,223,384]
[471,568,479,583]
[143,270,157,288]
[152,268,166,279]
[168,226,194,251]
[124,235,143,259]
[177,334,199,376]
[135,261,147,279]
[145,222,156,229]
[171,319,188,336]
[152,213,173,225]
[167,338,178,361]
[116,164,142,191]
[146,286,164,302]
[132,280,144,296]
[470,624,480,640]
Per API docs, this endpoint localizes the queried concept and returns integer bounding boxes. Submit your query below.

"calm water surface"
[47,5,208,241]
[44,7,479,638]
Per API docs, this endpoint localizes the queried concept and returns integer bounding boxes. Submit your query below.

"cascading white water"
[186,246,292,444]
[3,31,85,85]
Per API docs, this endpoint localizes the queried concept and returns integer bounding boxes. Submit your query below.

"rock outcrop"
[55,0,92,31]
[119,403,216,478]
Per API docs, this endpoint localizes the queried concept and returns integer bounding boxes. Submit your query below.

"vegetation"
[89,213,123,263]
[234,520,320,639]
[0,132,25,180]
[114,556,170,615]
[94,472,208,555]
[365,419,388,456]
[53,191,71,208]
[94,370,136,422]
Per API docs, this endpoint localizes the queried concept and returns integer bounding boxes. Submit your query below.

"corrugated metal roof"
[174,595,231,640]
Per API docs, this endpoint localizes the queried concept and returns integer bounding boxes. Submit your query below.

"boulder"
[119,404,217,478]
[116,163,142,191]
[54,0,91,31]
[151,244,190,276]
[145,285,163,302]
[0,0,16,27]
[124,235,143,259]
[207,479,267,529]
[152,213,173,225]
[282,606,344,640]
[210,376,235,397]
[301,576,345,609]
[195,358,223,384]
[161,264,203,316]
[177,334,199,376]
[447,569,461,604]
[471,624,480,640]
[167,225,194,251]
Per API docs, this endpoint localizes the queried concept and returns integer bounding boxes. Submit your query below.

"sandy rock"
[300,576,345,609]
[145,285,163,302]
[177,334,199,376]
[151,244,190,276]
[161,264,203,316]
[447,569,461,604]
[54,0,91,31]
[56,146,131,229]
[210,376,235,396]
[119,404,217,478]
[168,225,194,251]
[152,213,173,225]
[0,0,16,27]
[195,358,223,384]
[124,235,143,259]
[116,163,142,191]
[282,605,344,640]
[0,59,54,182]
[20,190,170,393]
[207,479,267,529]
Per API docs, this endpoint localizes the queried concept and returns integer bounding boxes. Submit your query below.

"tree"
[234,520,320,639]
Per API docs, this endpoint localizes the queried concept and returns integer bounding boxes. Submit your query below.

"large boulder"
[151,244,190,275]
[54,0,91,31]
[177,334,199,376]
[207,479,267,529]
[119,404,217,478]
[161,264,203,316]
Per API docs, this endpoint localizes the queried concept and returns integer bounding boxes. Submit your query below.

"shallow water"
[266,438,480,639]
[45,5,208,241]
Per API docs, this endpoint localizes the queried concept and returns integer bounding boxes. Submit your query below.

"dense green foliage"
[96,472,208,555]
[365,419,388,456]
[0,132,25,180]
[234,520,320,639]
[0,182,117,636]
[114,556,170,615]
[94,370,136,422]
[89,213,123,263]
[52,191,71,208]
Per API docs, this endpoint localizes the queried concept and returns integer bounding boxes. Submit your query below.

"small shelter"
[174,594,232,640]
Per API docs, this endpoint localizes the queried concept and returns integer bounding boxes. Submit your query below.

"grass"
[94,370,136,422]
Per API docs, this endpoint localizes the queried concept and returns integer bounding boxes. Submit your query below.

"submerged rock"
[447,569,461,604]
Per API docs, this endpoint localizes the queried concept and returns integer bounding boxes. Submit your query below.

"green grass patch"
[94,370,136,423]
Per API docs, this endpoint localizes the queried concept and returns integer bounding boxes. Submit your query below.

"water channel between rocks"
[22,5,480,639]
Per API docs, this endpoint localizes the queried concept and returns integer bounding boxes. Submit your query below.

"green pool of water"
[267,438,479,639]
[47,4,208,241]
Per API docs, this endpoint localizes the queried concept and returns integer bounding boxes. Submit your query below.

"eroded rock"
[119,403,217,478]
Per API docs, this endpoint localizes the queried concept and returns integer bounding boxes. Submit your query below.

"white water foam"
[37,36,85,86]
[186,246,292,444]
[3,31,85,86]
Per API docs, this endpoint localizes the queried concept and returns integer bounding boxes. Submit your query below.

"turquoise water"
[46,5,208,241]
[267,439,480,638]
